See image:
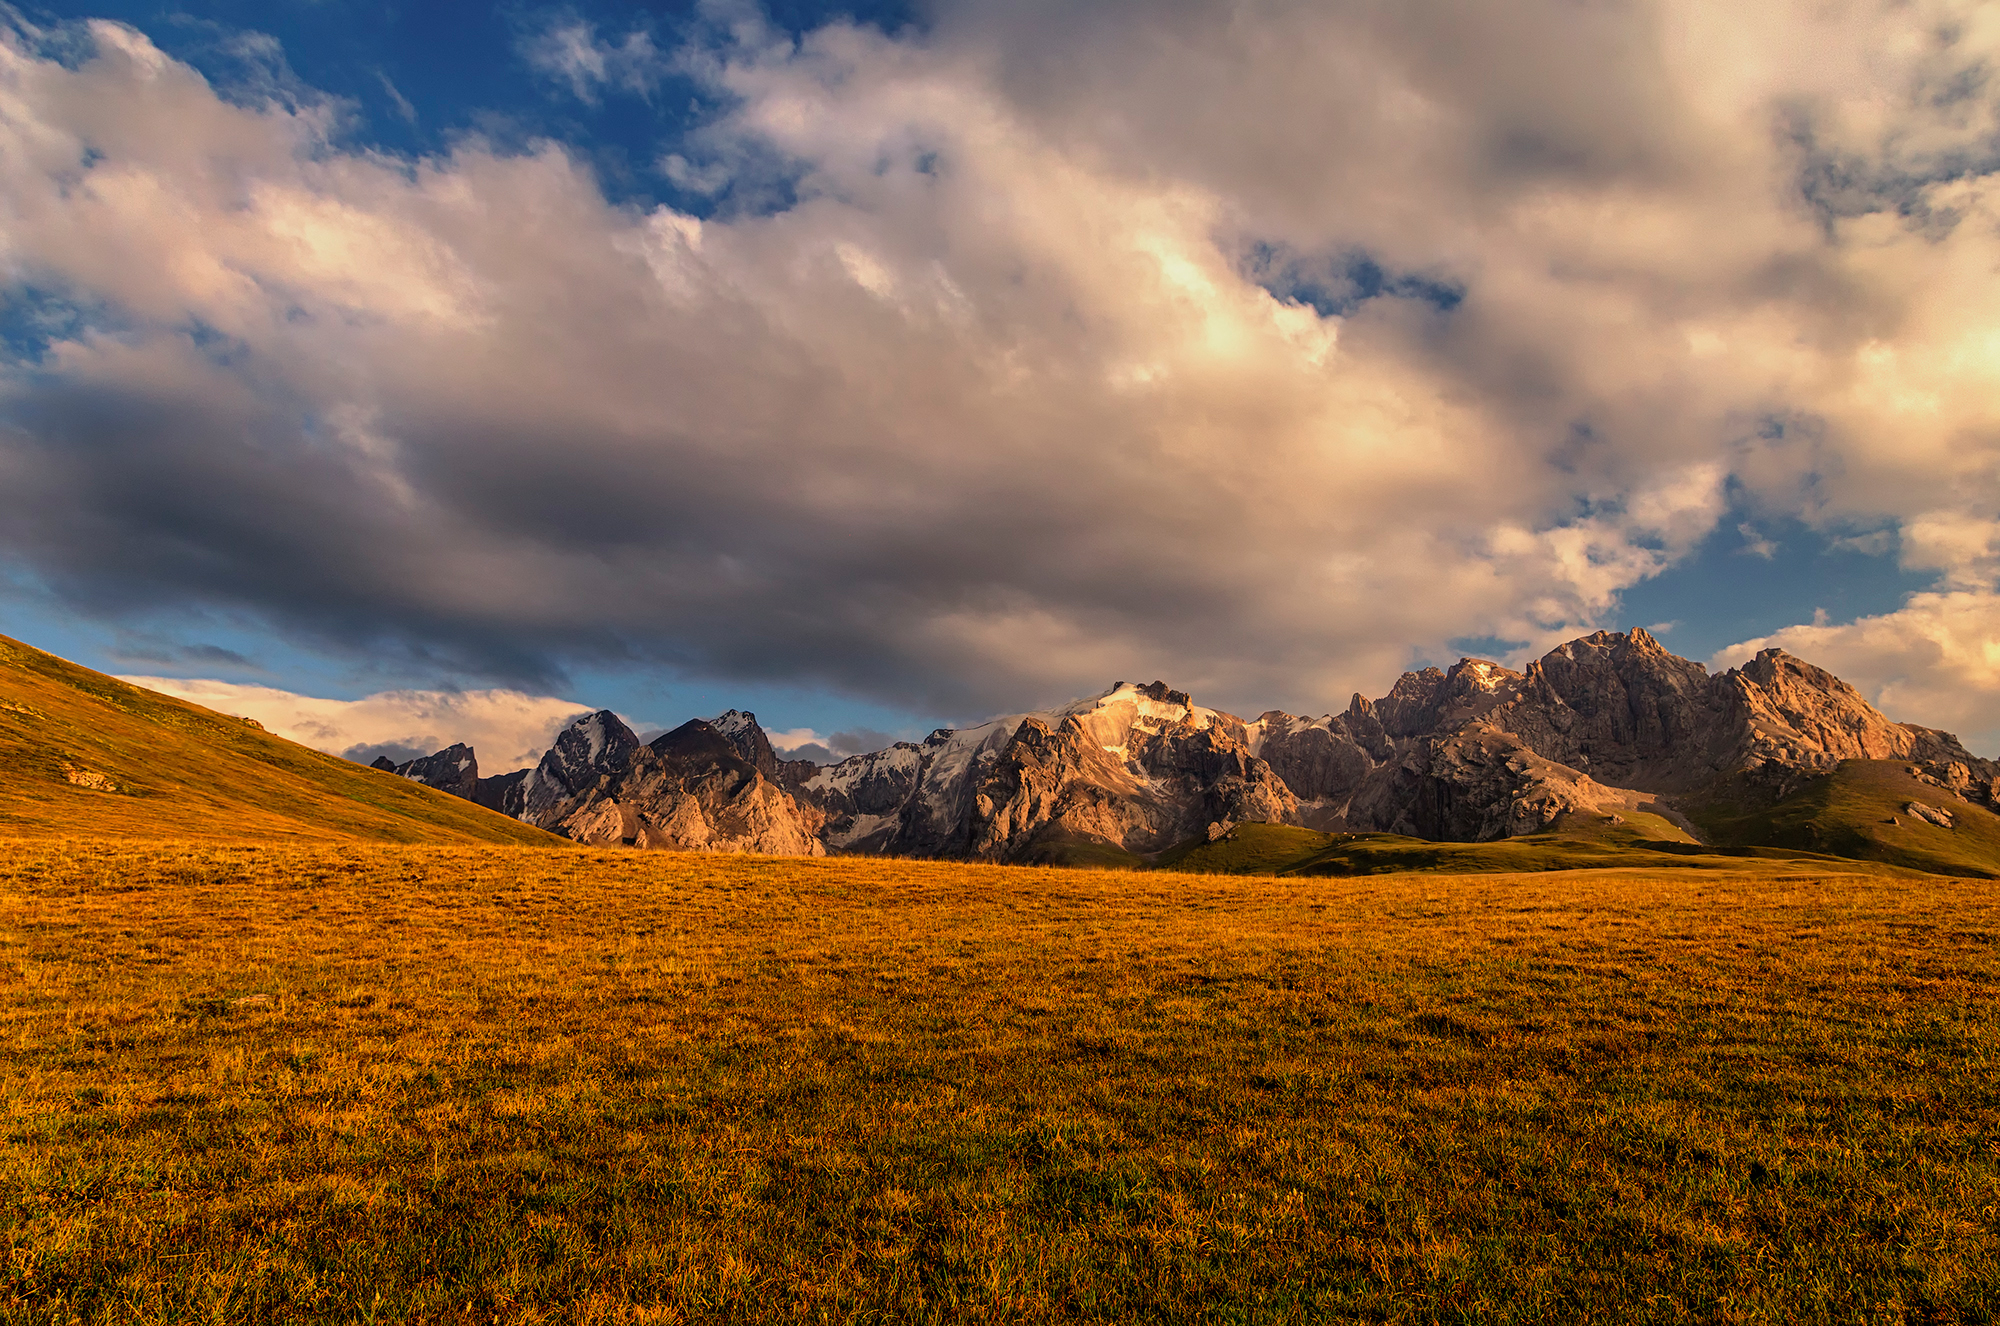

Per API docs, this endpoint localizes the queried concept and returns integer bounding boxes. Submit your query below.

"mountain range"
[367,628,2000,872]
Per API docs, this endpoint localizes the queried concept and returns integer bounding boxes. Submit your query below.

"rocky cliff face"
[463,709,641,824]
[712,708,818,788]
[793,681,1296,863]
[554,720,825,855]
[1248,628,1996,842]
[377,742,479,800]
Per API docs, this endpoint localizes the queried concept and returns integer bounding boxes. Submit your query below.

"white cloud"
[119,677,589,771]
[375,70,416,125]
[0,4,1997,730]
[1737,524,1778,560]
[519,18,667,102]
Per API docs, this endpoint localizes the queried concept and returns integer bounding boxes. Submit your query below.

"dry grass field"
[4,840,1999,1323]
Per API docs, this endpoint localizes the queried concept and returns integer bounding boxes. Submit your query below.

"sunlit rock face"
[710,708,820,793]
[464,709,641,824]
[1247,628,1997,843]
[552,720,825,856]
[790,681,1296,863]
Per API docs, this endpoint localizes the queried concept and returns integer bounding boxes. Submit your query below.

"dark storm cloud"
[4,4,2000,730]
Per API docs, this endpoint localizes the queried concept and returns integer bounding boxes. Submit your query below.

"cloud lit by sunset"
[4,0,1999,750]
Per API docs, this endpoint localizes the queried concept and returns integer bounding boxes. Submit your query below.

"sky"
[3,0,2000,769]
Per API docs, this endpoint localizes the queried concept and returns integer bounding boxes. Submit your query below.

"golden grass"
[4,841,1999,1322]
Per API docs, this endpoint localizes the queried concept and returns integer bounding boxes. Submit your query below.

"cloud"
[763,726,823,750]
[518,15,668,102]
[0,5,1998,731]
[764,726,827,761]
[1736,523,1779,560]
[119,677,591,771]
[1830,530,1894,557]
[94,630,265,671]
[375,70,416,125]
[766,725,895,760]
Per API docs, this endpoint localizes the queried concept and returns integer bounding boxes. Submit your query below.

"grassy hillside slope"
[1699,758,2000,878]
[5,841,1995,1321]
[0,634,561,846]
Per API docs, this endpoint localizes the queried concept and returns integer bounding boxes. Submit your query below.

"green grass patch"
[3,841,1997,1322]
[1154,818,1882,879]
[1701,759,2000,879]
[1013,832,1146,870]
[1151,821,1335,874]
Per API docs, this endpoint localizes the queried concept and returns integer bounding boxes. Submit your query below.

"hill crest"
[0,634,563,846]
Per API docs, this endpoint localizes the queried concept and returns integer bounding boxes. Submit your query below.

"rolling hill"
[1699,758,2000,878]
[1151,810,1957,879]
[0,633,564,845]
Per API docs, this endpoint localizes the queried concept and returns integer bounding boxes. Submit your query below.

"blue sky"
[4,0,1999,762]
[27,1,923,209]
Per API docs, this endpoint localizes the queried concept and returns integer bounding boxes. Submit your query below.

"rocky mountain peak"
[553,716,826,856]
[499,709,642,827]
[538,710,639,779]
[708,708,781,781]
[1058,680,1220,754]
[1447,658,1517,691]
[389,742,479,800]
[1438,659,1523,719]
[1374,666,1449,738]
[1134,680,1194,709]
[1720,647,1973,773]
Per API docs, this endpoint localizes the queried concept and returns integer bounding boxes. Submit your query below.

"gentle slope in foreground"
[0,634,561,845]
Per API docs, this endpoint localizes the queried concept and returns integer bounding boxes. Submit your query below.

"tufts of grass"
[0,634,562,847]
[4,840,1999,1322]
[1011,834,1147,870]
[1154,819,1898,880]
[1152,821,1335,874]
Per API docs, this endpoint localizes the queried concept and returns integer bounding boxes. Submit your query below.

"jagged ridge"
[387,629,2000,866]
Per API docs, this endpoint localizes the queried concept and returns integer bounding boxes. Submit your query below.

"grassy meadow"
[4,840,1999,1322]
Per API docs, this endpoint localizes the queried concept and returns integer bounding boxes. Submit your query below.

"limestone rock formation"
[711,708,818,788]
[1906,800,1956,829]
[1249,628,1996,843]
[553,720,825,854]
[472,710,640,825]
[798,681,1296,863]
